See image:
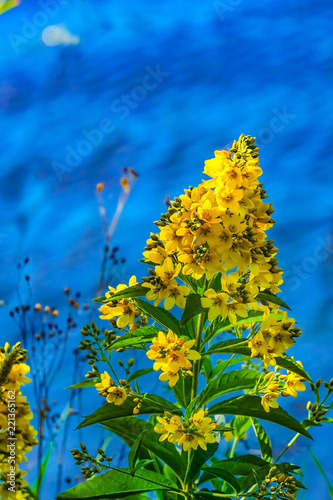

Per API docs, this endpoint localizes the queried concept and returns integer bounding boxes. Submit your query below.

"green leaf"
[67,379,99,389]
[77,394,182,429]
[180,294,207,326]
[251,418,273,462]
[128,368,154,383]
[205,342,311,381]
[103,417,186,479]
[92,295,107,303]
[208,395,312,438]
[111,326,162,349]
[231,416,252,438]
[57,468,179,499]
[202,356,213,380]
[211,357,248,378]
[256,290,291,311]
[199,468,240,493]
[197,370,260,407]
[201,455,269,477]
[204,310,284,343]
[184,396,201,421]
[93,284,148,303]
[185,442,219,485]
[205,339,251,357]
[275,355,311,381]
[129,431,146,472]
[134,299,183,336]
[172,376,192,408]
[133,459,154,472]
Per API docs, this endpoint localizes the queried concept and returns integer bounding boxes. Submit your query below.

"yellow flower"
[155,257,181,285]
[146,331,200,386]
[99,276,141,328]
[160,281,190,310]
[248,332,270,359]
[0,344,38,497]
[201,289,228,320]
[106,386,127,405]
[226,301,248,325]
[189,409,219,434]
[159,366,180,387]
[280,369,306,398]
[261,391,280,412]
[178,427,217,452]
[95,371,115,392]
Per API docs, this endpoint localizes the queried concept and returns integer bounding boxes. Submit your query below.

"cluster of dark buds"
[71,442,113,479]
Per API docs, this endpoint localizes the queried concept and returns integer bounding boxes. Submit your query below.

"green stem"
[240,484,257,500]
[191,314,204,400]
[230,437,239,458]
[273,432,300,464]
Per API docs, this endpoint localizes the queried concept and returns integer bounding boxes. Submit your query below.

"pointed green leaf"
[204,311,284,343]
[67,379,99,390]
[92,295,107,303]
[57,468,179,499]
[128,368,154,383]
[111,326,162,349]
[134,299,183,335]
[93,284,147,303]
[197,370,260,407]
[180,294,207,326]
[103,417,186,479]
[251,418,273,462]
[201,455,269,477]
[205,339,251,357]
[199,468,240,493]
[256,290,291,311]
[172,376,192,408]
[129,431,146,472]
[208,395,312,438]
[185,442,219,485]
[211,357,248,378]
[231,416,252,438]
[77,394,182,429]
[275,355,311,381]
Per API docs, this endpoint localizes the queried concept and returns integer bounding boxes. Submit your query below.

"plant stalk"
[191,314,204,400]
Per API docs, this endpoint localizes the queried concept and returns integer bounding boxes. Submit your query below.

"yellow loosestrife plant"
[58,135,333,500]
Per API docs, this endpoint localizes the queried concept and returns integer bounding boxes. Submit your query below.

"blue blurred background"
[1,0,333,498]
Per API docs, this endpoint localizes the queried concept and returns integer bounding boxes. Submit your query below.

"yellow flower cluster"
[146,330,201,387]
[154,410,218,451]
[95,372,127,405]
[259,364,306,412]
[248,312,301,367]
[142,135,282,322]
[99,276,141,329]
[0,343,38,499]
